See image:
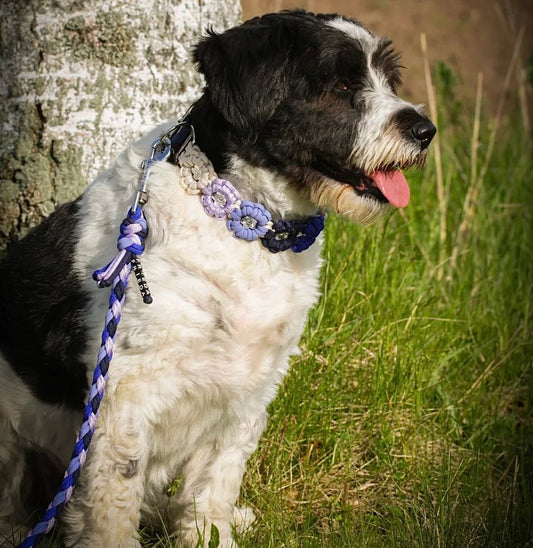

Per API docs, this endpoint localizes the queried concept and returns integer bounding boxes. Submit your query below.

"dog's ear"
[193,26,288,134]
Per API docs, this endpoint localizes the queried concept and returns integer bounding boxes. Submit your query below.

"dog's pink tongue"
[372,171,410,208]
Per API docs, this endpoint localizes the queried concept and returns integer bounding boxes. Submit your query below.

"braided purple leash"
[18,207,149,548]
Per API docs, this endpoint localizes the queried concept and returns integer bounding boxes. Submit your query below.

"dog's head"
[194,10,436,224]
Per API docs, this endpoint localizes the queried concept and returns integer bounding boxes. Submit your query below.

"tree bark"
[0,0,241,253]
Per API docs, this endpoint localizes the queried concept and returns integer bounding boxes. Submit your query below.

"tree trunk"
[0,0,241,253]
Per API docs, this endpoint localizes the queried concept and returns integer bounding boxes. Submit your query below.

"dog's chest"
[144,217,322,361]
[146,193,321,343]
[109,200,323,414]
[105,213,323,480]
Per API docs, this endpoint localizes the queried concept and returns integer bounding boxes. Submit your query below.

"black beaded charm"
[131,256,153,304]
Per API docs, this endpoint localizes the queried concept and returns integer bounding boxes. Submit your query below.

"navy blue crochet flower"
[227,200,272,241]
[292,215,325,253]
[261,219,301,253]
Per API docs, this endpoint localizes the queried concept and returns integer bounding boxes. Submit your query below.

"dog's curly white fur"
[0,10,434,547]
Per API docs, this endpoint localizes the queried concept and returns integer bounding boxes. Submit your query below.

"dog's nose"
[411,119,437,149]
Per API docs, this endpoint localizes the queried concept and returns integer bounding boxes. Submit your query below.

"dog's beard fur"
[311,178,388,225]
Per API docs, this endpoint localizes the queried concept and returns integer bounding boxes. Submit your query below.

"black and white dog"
[0,10,435,547]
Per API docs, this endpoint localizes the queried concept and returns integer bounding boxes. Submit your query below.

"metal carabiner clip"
[132,120,195,211]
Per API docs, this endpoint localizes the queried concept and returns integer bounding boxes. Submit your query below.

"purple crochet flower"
[201,178,241,219]
[227,200,272,241]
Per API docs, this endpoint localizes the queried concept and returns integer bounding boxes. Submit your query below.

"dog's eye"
[334,82,350,92]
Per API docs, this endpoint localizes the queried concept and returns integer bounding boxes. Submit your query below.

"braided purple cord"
[18,207,147,548]
[93,207,148,287]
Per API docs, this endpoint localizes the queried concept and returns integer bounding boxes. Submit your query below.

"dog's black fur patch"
[20,444,64,520]
[0,199,89,409]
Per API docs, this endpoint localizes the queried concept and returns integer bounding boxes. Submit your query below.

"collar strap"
[156,119,325,253]
[168,120,195,164]
[201,178,325,253]
[175,143,325,253]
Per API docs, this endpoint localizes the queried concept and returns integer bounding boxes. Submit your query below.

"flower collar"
[177,145,325,253]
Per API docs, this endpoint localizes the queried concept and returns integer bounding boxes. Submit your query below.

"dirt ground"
[241,0,533,110]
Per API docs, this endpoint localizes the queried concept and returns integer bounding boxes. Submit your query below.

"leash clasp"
[129,117,196,304]
[132,136,171,211]
[132,121,195,211]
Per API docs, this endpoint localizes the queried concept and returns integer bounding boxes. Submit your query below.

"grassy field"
[11,63,532,548]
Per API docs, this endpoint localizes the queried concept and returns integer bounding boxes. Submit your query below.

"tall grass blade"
[420,33,446,280]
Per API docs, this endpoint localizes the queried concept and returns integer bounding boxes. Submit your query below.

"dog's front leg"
[172,411,266,548]
[62,396,148,548]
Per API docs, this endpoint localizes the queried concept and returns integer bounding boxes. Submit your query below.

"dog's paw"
[64,532,141,548]
[232,505,256,533]
[178,519,242,548]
